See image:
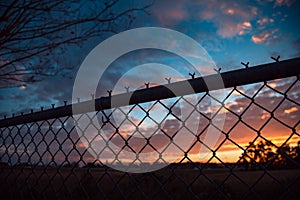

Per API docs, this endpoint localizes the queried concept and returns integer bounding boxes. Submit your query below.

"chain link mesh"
[0,74,300,199]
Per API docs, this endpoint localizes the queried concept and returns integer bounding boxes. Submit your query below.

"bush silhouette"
[240,140,300,170]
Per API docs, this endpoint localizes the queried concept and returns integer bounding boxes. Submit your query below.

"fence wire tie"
[145,82,150,88]
[101,115,110,125]
[165,77,171,84]
[107,90,112,97]
[271,55,280,62]
[124,86,130,93]
[241,62,250,68]
[214,68,222,74]
[188,72,195,79]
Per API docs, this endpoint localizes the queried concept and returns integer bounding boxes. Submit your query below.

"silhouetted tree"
[63,161,79,168]
[0,0,151,88]
[239,140,300,170]
[294,141,300,163]
[82,162,102,168]
[277,141,300,168]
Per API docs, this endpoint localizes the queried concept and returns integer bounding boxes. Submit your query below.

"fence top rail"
[0,57,300,128]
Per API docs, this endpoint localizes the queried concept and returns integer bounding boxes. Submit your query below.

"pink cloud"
[152,0,188,25]
[251,29,278,44]
[274,0,295,6]
[217,21,252,38]
[257,17,274,28]
[200,10,216,19]
[196,0,257,38]
[151,0,258,38]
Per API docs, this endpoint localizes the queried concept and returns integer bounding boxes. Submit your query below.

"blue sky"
[0,0,299,116]
[142,0,300,66]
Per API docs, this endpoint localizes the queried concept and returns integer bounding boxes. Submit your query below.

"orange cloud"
[260,110,270,120]
[196,0,257,38]
[251,29,279,44]
[215,21,252,38]
[257,17,274,27]
[251,31,271,43]
[268,82,277,88]
[226,8,235,15]
[284,107,298,114]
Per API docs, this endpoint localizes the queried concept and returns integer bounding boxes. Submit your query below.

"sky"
[0,0,300,165]
[1,0,300,114]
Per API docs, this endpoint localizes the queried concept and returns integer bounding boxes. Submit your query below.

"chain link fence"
[0,58,300,199]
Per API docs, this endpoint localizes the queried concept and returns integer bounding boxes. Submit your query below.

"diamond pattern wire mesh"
[0,74,300,199]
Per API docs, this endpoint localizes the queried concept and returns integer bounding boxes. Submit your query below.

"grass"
[0,166,299,199]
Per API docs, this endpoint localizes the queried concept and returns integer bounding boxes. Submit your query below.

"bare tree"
[0,0,151,88]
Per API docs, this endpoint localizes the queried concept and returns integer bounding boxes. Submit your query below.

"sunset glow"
[0,1,299,199]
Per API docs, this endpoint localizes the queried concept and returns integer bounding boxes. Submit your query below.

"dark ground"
[0,166,299,200]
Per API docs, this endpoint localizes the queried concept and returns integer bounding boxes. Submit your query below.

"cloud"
[257,17,274,28]
[251,31,271,43]
[251,29,279,44]
[274,0,295,7]
[151,0,188,26]
[284,106,298,114]
[150,0,258,38]
[196,0,257,38]
[210,20,252,38]
[197,1,257,20]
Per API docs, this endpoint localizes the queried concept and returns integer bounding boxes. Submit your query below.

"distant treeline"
[1,140,299,170]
